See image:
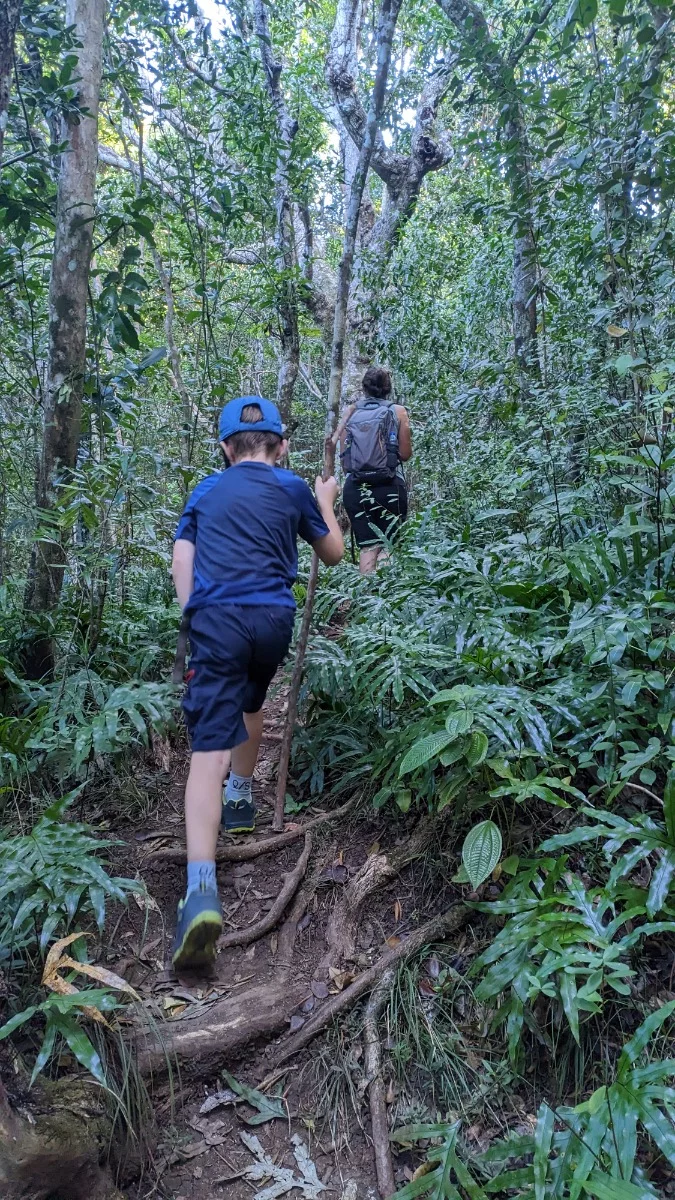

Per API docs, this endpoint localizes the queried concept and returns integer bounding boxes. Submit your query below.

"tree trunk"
[327,4,451,385]
[24,0,105,677]
[435,0,540,375]
[273,0,403,829]
[253,0,300,425]
[0,0,22,163]
[506,109,537,375]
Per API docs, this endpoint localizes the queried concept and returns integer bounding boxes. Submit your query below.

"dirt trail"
[102,674,465,1199]
[106,681,380,1198]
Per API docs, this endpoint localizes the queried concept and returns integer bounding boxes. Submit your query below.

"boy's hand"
[315,475,340,509]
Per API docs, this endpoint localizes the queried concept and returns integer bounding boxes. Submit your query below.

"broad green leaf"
[533,1103,555,1199]
[664,769,675,843]
[221,1069,285,1124]
[445,710,474,737]
[587,1174,657,1200]
[646,849,675,916]
[29,1021,57,1086]
[399,731,456,776]
[466,730,489,767]
[620,999,675,1068]
[50,1012,106,1086]
[0,1005,38,1039]
[462,821,502,890]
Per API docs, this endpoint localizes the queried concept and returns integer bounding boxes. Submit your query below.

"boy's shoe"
[221,796,256,834]
[172,886,222,972]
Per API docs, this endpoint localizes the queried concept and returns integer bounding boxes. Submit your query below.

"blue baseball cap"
[218,396,285,442]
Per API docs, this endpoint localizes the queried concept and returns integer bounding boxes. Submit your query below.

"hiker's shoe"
[172,886,222,972]
[221,796,256,834]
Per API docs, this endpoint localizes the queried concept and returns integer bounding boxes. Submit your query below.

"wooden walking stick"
[273,0,403,831]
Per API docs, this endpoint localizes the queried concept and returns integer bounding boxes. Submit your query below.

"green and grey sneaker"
[172,885,222,972]
[221,795,256,834]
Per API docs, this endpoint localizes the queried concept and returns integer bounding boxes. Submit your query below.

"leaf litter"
[238,1131,327,1198]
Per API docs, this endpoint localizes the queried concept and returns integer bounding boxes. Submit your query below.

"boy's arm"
[172,539,195,610]
[312,477,344,566]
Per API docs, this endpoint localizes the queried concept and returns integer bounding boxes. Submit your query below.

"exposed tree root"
[322,814,439,971]
[136,977,307,1078]
[275,903,468,1065]
[364,968,396,1199]
[0,1074,125,1200]
[144,794,357,864]
[219,834,312,949]
[276,846,334,972]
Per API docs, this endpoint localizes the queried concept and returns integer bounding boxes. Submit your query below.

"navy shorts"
[183,605,295,752]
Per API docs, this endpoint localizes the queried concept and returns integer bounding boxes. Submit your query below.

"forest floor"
[102,674,456,1200]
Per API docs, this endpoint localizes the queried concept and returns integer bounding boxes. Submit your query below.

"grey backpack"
[341,399,399,484]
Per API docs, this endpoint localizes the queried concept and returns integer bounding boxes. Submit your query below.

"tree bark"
[327,1,453,376]
[253,0,300,425]
[435,0,540,374]
[0,0,22,163]
[152,247,193,474]
[24,0,105,677]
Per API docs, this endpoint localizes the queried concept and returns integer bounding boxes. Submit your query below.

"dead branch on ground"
[364,968,396,1198]
[143,794,357,864]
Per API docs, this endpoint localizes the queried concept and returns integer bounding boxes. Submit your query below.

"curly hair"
[362,367,392,399]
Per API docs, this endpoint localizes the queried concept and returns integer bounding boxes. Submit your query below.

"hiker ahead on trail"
[170,398,344,972]
[332,367,412,574]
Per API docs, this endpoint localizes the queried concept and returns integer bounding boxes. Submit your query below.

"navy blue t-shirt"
[174,462,329,611]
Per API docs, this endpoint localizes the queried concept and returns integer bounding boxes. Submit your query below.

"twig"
[622,781,664,807]
[364,968,396,1198]
[274,904,468,1064]
[218,835,312,949]
[144,793,357,864]
[273,554,320,830]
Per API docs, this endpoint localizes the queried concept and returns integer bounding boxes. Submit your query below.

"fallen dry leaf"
[393,899,402,923]
[367,842,381,856]
[385,936,401,949]
[199,1089,239,1115]
[41,933,140,1025]
[328,967,353,992]
[133,889,160,914]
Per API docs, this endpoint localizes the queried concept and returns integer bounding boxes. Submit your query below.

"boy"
[171,396,343,971]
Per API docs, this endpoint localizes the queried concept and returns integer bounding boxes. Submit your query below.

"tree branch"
[508,0,558,67]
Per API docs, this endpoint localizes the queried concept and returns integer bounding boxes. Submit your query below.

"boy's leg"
[223,608,294,831]
[186,749,231,861]
[222,710,263,833]
[175,609,251,970]
[232,709,264,777]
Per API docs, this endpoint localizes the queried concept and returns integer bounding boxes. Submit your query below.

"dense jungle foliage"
[2,0,675,1195]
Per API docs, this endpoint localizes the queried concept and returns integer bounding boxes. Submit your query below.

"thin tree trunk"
[152,247,193,474]
[273,0,403,831]
[253,0,299,424]
[24,0,105,677]
[435,0,542,375]
[0,0,22,163]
